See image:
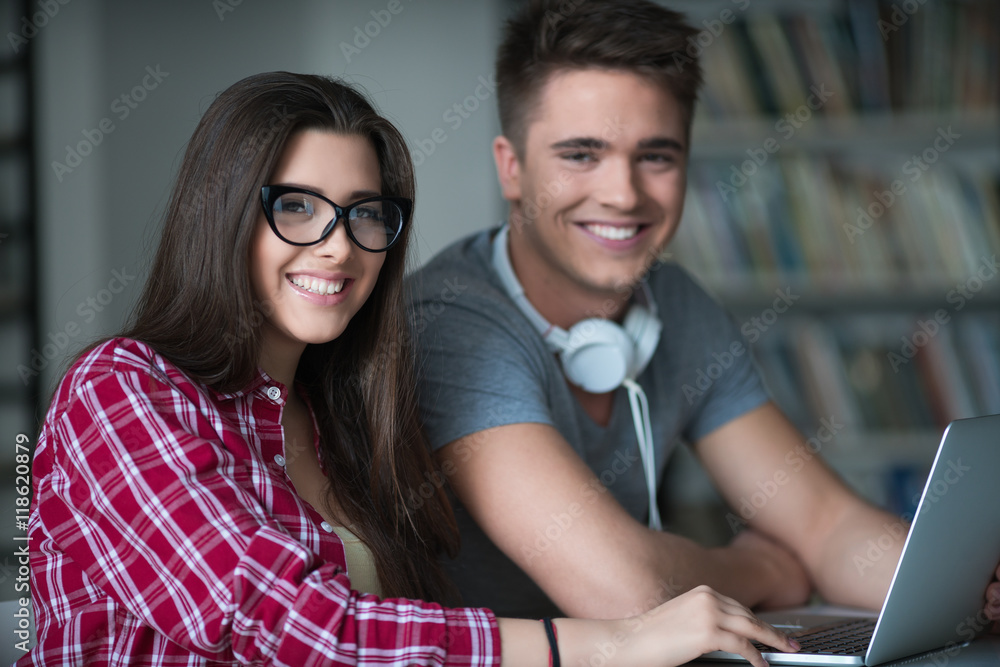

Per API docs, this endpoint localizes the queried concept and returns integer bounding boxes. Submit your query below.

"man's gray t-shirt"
[408,228,768,617]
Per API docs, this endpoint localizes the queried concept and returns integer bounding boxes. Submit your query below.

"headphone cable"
[624,378,661,531]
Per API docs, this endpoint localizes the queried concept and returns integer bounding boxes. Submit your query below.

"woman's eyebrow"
[346,189,382,200]
[272,183,382,200]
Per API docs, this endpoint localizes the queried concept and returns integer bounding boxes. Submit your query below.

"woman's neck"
[258,325,306,388]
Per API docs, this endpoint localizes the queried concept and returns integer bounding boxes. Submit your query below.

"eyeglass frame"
[259,184,411,253]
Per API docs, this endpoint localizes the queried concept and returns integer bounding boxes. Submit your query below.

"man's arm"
[440,421,810,619]
[695,401,907,611]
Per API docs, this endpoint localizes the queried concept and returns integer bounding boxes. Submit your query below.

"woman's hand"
[986,560,1000,633]
[554,585,799,667]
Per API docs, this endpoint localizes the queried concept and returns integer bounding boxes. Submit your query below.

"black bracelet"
[542,617,561,667]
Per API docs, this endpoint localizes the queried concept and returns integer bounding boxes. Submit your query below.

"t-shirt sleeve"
[412,287,556,451]
[667,271,770,443]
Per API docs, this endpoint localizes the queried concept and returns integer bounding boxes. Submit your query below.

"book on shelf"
[693,0,998,120]
[734,312,1000,514]
[745,313,1000,437]
[674,157,1000,291]
[665,0,997,517]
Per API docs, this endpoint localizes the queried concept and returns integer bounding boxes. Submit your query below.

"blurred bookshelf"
[662,0,1000,545]
[0,0,42,603]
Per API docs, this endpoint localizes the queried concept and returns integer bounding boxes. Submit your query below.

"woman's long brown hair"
[121,72,459,603]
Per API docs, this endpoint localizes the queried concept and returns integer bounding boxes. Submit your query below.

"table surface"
[691,631,1000,666]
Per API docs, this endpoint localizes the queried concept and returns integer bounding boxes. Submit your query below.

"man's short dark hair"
[496,0,704,156]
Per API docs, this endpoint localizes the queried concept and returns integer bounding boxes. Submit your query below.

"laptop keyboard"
[755,618,876,656]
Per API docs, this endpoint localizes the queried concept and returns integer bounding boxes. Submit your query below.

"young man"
[408,0,1000,623]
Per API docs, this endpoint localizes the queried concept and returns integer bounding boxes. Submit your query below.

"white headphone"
[491,224,662,394]
[491,225,664,530]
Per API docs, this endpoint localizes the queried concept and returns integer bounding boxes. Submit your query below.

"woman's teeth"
[585,224,639,241]
[290,276,346,295]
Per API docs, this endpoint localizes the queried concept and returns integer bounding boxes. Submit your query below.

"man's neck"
[506,223,635,329]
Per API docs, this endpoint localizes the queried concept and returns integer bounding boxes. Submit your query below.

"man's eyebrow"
[548,137,686,152]
[550,137,607,151]
[638,137,685,151]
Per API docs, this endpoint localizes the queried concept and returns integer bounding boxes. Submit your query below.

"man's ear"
[493,135,522,202]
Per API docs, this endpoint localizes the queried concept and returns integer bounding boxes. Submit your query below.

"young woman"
[22,72,799,666]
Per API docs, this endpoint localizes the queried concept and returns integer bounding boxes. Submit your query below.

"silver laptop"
[701,413,1000,665]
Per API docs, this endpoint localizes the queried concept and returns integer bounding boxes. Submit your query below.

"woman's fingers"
[709,590,801,653]
[691,587,801,664]
[724,611,801,653]
[986,580,1000,621]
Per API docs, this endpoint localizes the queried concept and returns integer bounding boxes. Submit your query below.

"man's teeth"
[585,224,639,241]
[290,276,346,295]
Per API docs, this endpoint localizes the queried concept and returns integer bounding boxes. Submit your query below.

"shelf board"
[703,285,1000,314]
[679,269,1000,313]
[0,134,28,155]
[0,289,23,319]
[823,429,941,464]
[0,56,25,77]
[0,382,32,406]
[690,109,1000,159]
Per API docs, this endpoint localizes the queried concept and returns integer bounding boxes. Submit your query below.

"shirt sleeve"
[37,367,500,666]
[672,277,770,443]
[412,290,556,451]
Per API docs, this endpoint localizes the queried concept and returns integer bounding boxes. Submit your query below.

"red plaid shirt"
[20,338,500,666]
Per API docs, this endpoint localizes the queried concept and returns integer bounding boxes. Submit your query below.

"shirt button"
[274,455,286,467]
[266,386,282,401]
[320,521,333,533]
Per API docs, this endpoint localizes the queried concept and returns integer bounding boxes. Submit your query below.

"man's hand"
[986,560,1000,633]
[440,421,812,617]
[697,403,902,610]
[730,529,811,610]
